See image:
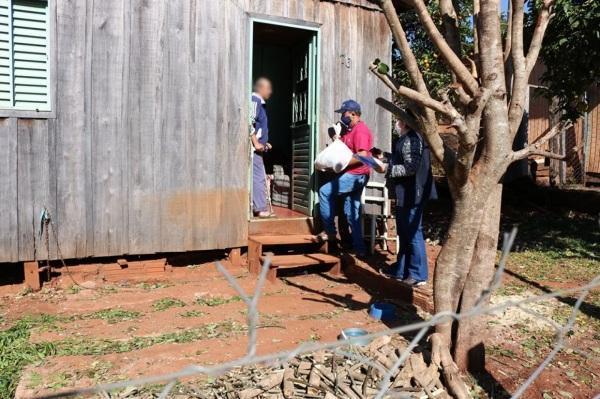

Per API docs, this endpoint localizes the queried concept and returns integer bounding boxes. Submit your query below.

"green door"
[291,34,318,216]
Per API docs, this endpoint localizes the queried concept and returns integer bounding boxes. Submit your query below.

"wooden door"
[291,34,317,215]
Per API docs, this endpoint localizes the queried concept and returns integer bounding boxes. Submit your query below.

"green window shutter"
[0,0,11,108]
[11,0,49,110]
[0,0,49,111]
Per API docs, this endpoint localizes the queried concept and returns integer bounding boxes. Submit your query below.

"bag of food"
[314,139,353,173]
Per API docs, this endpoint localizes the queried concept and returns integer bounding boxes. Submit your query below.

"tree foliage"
[531,0,600,120]
[392,0,474,99]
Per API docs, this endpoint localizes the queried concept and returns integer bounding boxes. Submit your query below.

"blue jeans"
[252,154,268,213]
[319,173,367,254]
[394,205,428,282]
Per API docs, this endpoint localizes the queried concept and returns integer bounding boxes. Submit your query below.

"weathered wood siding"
[0,0,391,263]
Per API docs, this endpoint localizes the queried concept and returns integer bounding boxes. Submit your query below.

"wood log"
[259,370,284,391]
[366,335,392,354]
[239,388,262,399]
[282,368,295,398]
[298,361,311,375]
[308,367,321,395]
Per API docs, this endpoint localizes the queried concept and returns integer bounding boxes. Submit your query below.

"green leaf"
[377,62,390,74]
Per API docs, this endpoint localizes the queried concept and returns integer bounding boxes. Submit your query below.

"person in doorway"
[318,99,372,256]
[383,112,437,287]
[250,77,274,218]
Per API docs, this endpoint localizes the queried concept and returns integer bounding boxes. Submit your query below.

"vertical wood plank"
[54,0,89,258]
[318,2,336,151]
[157,1,193,252]
[17,119,54,261]
[126,0,165,254]
[90,0,128,256]
[0,118,18,261]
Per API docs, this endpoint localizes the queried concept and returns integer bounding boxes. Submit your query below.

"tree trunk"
[433,182,489,341]
[453,183,503,372]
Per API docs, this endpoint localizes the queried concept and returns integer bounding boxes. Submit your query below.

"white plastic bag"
[314,139,353,173]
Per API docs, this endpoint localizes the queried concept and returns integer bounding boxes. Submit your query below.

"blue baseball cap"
[335,99,361,113]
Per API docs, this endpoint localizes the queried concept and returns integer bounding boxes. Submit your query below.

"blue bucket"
[369,302,396,321]
[339,327,372,346]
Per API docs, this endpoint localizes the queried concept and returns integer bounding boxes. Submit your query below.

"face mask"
[340,115,352,129]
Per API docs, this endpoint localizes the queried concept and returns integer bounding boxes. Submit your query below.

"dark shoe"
[379,267,402,281]
[401,277,427,287]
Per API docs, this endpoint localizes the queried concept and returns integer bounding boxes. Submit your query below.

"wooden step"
[257,253,341,282]
[249,217,315,235]
[261,253,340,267]
[249,234,322,246]
[247,234,328,275]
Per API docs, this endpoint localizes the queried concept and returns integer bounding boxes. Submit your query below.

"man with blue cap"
[318,99,373,256]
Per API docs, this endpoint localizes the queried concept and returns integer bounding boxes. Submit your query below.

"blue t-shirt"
[251,93,269,145]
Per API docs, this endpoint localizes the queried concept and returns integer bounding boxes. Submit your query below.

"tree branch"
[510,120,572,160]
[379,0,430,95]
[508,0,528,137]
[370,64,468,130]
[440,0,462,57]
[525,0,554,75]
[410,0,480,95]
[503,0,513,64]
[509,0,555,138]
[453,88,493,184]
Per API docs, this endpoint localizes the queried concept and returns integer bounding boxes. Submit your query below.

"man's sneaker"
[402,277,427,287]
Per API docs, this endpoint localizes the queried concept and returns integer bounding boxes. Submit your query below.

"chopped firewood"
[258,370,284,391]
[366,335,392,354]
[239,388,262,399]
[194,334,462,399]
[282,368,295,398]
[308,367,322,395]
[298,360,312,375]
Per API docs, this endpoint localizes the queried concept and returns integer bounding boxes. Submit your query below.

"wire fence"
[35,228,599,399]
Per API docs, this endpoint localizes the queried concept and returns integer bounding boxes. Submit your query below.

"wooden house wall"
[0,0,391,263]
[528,61,600,183]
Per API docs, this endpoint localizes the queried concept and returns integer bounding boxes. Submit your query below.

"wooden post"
[23,261,41,291]
[229,247,242,268]
[329,259,342,276]
[247,239,262,275]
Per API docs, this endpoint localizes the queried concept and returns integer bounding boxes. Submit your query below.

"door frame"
[247,14,321,220]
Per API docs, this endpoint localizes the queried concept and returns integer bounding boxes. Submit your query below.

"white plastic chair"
[361,181,399,255]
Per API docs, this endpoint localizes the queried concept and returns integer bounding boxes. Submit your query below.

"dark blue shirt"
[389,130,437,207]
[251,93,269,145]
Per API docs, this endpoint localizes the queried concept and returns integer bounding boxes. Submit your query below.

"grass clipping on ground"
[0,314,245,398]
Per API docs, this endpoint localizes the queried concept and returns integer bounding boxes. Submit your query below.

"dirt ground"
[1,239,598,399]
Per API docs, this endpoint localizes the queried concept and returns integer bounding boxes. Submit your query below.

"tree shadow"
[504,268,600,320]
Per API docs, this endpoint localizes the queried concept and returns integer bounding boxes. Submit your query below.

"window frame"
[0,0,56,119]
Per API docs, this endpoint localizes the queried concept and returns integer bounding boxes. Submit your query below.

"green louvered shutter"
[0,0,49,111]
[0,0,11,108]
[12,0,49,110]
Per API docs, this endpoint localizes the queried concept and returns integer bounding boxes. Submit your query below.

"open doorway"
[251,21,319,219]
